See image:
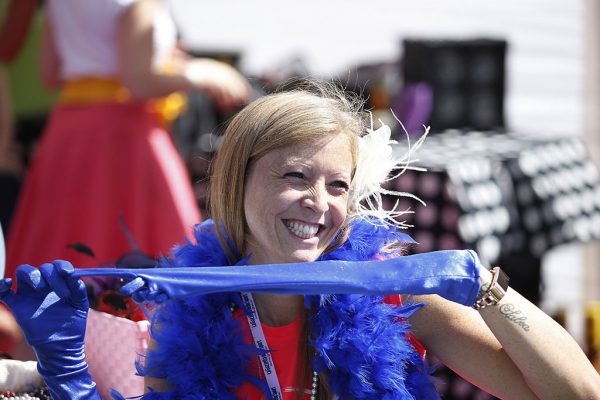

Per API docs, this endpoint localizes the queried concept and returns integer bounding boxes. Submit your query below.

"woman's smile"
[282,219,322,239]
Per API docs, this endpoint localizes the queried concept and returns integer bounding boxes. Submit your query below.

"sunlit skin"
[243,133,353,266]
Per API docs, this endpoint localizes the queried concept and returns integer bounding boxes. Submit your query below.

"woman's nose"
[302,185,329,213]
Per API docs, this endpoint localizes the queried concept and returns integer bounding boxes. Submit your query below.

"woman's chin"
[285,249,323,264]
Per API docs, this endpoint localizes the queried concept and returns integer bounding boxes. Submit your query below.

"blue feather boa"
[135,218,440,400]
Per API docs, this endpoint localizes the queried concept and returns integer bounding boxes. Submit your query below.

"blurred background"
[2,0,600,398]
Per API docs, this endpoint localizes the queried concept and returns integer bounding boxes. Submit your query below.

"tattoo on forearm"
[499,304,530,332]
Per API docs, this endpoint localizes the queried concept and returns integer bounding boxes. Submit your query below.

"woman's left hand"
[184,58,252,111]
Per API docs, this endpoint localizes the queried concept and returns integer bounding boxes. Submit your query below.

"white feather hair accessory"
[349,112,429,228]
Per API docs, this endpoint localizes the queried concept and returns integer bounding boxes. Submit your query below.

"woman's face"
[243,133,353,265]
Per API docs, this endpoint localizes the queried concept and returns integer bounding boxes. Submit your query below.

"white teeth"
[284,220,319,239]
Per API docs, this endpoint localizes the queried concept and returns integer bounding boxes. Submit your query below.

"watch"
[472,266,510,310]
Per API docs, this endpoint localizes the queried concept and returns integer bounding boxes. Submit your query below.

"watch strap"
[472,267,510,310]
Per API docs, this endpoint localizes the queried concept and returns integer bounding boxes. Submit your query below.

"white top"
[47,0,177,80]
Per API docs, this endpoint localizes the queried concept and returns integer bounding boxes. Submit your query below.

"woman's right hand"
[184,58,252,111]
[0,260,89,350]
[0,261,101,399]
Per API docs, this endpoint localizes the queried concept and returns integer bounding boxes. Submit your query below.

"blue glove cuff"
[35,352,101,400]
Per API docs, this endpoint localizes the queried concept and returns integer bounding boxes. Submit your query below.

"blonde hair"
[209,80,366,261]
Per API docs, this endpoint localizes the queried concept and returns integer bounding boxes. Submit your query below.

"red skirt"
[6,102,201,279]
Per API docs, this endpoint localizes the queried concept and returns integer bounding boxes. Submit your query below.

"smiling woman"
[1,80,600,400]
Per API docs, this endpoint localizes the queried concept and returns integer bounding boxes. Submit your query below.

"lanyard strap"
[241,292,283,400]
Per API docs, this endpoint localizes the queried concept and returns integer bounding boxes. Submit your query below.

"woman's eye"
[330,180,350,191]
[284,172,305,180]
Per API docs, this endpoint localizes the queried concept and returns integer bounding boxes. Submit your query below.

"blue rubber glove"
[73,249,482,306]
[0,260,101,400]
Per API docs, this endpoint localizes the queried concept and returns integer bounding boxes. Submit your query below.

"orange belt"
[59,78,131,105]
[59,77,187,127]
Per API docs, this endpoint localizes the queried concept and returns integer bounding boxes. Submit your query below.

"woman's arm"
[39,13,62,90]
[117,0,250,108]
[117,0,190,100]
[409,272,600,399]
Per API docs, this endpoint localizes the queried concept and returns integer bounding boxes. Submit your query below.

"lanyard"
[241,292,283,400]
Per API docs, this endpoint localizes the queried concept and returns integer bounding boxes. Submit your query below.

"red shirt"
[234,308,313,399]
[233,295,426,399]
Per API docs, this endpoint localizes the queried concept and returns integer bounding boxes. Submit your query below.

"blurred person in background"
[0,0,37,243]
[0,0,38,354]
[4,0,250,353]
[0,68,23,356]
